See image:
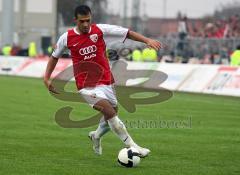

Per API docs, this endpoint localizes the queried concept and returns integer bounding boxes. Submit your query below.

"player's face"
[75,14,91,34]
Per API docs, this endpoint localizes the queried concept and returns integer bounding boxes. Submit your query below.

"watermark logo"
[124,117,192,129]
[50,60,173,128]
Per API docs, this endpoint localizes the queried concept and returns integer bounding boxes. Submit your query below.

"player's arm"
[43,56,59,94]
[97,24,164,50]
[43,32,68,94]
[127,31,164,50]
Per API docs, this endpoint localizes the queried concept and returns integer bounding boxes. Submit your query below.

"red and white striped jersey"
[52,24,129,90]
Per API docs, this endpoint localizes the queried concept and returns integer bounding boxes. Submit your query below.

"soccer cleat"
[134,146,151,158]
[88,131,102,155]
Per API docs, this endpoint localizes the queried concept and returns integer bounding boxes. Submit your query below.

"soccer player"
[44,5,163,157]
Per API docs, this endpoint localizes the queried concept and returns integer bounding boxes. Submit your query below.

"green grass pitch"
[0,75,240,175]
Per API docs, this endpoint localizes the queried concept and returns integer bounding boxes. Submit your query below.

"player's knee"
[103,108,116,119]
[93,101,116,119]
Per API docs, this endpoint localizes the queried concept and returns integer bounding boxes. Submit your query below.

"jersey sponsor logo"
[79,45,97,55]
[84,53,96,60]
[90,34,98,43]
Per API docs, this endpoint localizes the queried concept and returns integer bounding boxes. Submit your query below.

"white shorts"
[78,84,118,107]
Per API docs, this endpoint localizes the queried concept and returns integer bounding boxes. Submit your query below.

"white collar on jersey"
[74,27,92,35]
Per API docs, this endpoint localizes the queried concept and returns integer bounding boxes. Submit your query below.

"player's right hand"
[44,79,59,94]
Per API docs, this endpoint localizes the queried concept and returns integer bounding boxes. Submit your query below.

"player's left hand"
[146,38,167,50]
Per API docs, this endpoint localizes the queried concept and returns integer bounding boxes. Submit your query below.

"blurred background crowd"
[0,0,240,66]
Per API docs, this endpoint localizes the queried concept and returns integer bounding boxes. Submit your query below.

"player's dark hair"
[74,5,91,18]
[237,45,240,50]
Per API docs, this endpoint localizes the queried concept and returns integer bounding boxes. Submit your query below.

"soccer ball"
[117,147,141,167]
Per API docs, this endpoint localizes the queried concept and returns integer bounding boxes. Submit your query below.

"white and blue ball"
[117,147,141,167]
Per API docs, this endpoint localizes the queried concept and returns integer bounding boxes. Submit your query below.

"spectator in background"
[230,45,240,66]
[201,54,212,64]
[186,14,240,38]
[132,47,142,62]
[2,44,12,56]
[177,15,188,58]
[28,42,37,57]
[228,14,240,37]
[212,52,222,64]
[10,44,21,56]
[142,47,158,62]
[204,23,218,38]
[178,15,188,40]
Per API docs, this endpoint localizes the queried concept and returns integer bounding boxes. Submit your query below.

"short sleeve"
[52,32,68,58]
[96,24,129,43]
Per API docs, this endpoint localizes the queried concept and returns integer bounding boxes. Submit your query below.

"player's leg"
[80,85,150,157]
[88,106,118,155]
[93,99,150,157]
[88,116,109,155]
[93,116,110,138]
[79,88,108,155]
[92,106,117,139]
[88,107,118,155]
